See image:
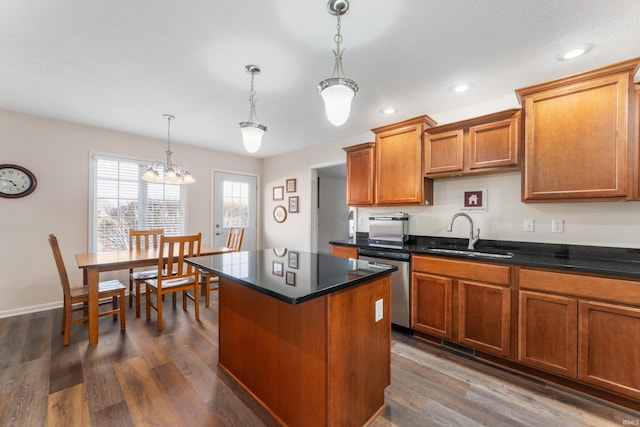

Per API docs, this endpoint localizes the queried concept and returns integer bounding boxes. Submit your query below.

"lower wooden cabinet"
[518,267,640,400]
[411,272,453,339]
[518,290,578,377]
[411,255,511,357]
[458,280,510,357]
[579,300,640,399]
[330,244,359,259]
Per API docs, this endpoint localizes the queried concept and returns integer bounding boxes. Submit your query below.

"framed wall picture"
[285,271,296,286]
[459,188,487,212]
[272,261,284,276]
[286,178,296,193]
[273,185,284,201]
[288,251,299,269]
[288,196,299,213]
[273,205,287,223]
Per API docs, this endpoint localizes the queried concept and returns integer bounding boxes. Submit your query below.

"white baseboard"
[0,302,63,319]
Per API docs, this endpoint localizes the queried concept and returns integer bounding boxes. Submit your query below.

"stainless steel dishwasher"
[358,247,411,330]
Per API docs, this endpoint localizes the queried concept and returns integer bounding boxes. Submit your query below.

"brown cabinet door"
[520,72,631,201]
[423,129,464,174]
[469,116,519,169]
[411,272,452,339]
[578,300,640,399]
[330,245,359,259]
[344,143,375,206]
[374,119,426,205]
[458,280,511,356]
[518,291,578,377]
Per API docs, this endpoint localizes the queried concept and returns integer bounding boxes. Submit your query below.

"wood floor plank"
[150,361,220,426]
[113,356,182,426]
[47,383,90,427]
[0,358,49,427]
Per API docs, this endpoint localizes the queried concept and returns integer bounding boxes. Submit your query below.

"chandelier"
[239,64,267,153]
[318,0,358,126]
[141,114,195,184]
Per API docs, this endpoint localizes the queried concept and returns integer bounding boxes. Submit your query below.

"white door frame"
[211,169,259,251]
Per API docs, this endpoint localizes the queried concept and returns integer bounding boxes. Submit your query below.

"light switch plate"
[523,219,535,232]
[375,299,383,322]
[552,219,564,233]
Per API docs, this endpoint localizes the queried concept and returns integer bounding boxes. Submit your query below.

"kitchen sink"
[424,248,514,259]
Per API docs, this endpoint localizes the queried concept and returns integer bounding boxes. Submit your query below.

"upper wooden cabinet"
[343,142,375,206]
[424,109,521,178]
[516,58,640,202]
[372,115,437,206]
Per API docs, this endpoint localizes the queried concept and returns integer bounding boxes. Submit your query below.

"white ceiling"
[1,1,639,158]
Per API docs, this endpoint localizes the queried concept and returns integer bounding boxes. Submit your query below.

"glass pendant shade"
[239,64,267,153]
[318,0,358,127]
[319,78,357,126]
[239,123,266,153]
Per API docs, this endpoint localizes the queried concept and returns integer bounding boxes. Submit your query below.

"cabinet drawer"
[519,268,640,305]
[412,255,510,285]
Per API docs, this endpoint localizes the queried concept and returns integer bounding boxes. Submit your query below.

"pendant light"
[318,0,358,126]
[142,114,195,184]
[239,64,267,153]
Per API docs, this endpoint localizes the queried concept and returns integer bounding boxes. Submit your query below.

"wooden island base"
[218,275,391,427]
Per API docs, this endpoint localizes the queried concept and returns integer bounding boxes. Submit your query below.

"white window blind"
[92,154,185,251]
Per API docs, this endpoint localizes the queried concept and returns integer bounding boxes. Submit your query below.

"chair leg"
[194,285,200,321]
[129,280,134,308]
[205,277,210,308]
[183,290,188,311]
[172,293,177,308]
[61,301,66,333]
[112,296,118,320]
[119,291,126,331]
[135,281,142,317]
[157,291,163,331]
[63,305,71,346]
[146,287,152,321]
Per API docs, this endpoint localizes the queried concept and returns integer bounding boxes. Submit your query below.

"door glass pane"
[222,180,249,228]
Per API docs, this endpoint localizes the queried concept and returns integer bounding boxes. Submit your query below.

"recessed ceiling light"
[558,44,593,61]
[451,83,471,93]
[381,107,397,115]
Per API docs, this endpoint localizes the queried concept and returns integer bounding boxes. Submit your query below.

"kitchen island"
[187,249,397,427]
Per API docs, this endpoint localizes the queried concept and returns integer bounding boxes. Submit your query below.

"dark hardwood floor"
[1,292,638,426]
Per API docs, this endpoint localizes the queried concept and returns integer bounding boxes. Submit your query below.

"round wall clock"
[273,205,287,223]
[0,164,37,198]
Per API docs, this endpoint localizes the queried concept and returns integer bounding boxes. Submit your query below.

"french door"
[212,171,257,251]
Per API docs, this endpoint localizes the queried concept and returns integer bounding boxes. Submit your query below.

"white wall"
[0,109,261,317]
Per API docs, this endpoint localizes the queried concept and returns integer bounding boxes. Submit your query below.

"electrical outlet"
[375,299,383,322]
[410,218,417,228]
[523,219,535,232]
[552,219,564,233]
[358,217,364,226]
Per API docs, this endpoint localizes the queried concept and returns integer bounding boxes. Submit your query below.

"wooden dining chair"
[128,228,164,317]
[203,227,244,307]
[48,234,126,345]
[145,233,202,331]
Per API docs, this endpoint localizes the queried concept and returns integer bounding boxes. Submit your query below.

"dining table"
[75,244,233,344]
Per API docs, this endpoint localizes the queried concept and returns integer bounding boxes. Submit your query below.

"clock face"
[0,164,37,198]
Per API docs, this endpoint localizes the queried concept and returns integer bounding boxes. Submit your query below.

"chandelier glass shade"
[239,64,267,153]
[141,114,195,185]
[318,0,358,126]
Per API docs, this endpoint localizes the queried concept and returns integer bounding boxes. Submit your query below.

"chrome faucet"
[446,212,480,250]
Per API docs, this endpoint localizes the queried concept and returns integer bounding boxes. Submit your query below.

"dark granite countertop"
[186,249,397,304]
[330,234,640,280]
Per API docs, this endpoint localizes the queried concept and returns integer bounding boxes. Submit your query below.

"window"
[91,154,185,251]
[222,180,249,228]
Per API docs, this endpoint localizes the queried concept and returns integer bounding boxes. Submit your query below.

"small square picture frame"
[273,186,284,201]
[285,271,296,286]
[288,251,299,269]
[272,261,284,276]
[286,178,296,193]
[459,188,487,212]
[288,196,299,213]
